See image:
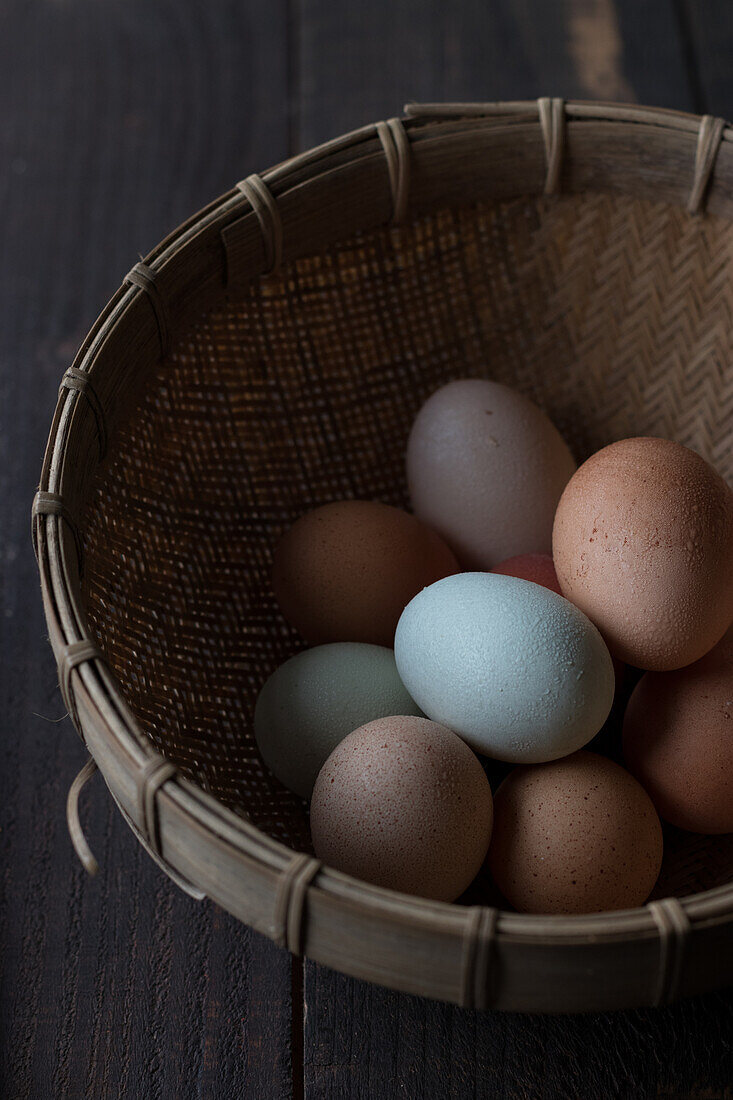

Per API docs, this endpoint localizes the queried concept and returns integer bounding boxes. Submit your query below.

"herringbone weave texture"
[83,193,733,894]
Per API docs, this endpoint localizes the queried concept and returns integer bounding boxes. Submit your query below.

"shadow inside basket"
[83,193,733,901]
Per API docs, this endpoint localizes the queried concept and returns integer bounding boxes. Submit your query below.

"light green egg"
[254,643,422,799]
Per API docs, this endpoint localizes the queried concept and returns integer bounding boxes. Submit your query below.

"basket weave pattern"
[35,101,733,1012]
[84,192,733,874]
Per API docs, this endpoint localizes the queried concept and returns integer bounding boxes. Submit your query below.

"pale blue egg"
[254,642,423,798]
[394,572,614,763]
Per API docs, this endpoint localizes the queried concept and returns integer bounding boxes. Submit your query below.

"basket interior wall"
[83,191,733,898]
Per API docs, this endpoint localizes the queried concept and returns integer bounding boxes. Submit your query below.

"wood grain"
[303,965,733,1099]
[2,0,733,1096]
[293,0,697,150]
[0,2,293,1098]
[676,0,733,119]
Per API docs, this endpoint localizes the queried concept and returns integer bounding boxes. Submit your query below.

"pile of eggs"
[255,379,733,914]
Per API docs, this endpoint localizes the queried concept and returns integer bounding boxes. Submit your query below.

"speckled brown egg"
[487,751,663,914]
[553,437,733,670]
[623,627,733,833]
[310,715,493,901]
[272,500,459,647]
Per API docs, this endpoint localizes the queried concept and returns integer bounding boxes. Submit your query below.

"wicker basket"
[34,100,733,1014]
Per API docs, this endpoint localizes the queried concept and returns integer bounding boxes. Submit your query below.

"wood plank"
[676,1,733,118]
[296,2,730,1098]
[294,0,696,151]
[303,964,733,1099]
[0,2,293,1098]
[583,0,696,110]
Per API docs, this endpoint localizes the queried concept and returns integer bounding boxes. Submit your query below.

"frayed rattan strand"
[58,639,103,734]
[59,367,108,461]
[66,757,100,875]
[124,262,171,357]
[647,898,691,1005]
[460,907,498,1009]
[272,853,321,954]
[376,118,411,223]
[538,97,565,194]
[32,490,84,575]
[235,174,283,274]
[137,755,178,858]
[687,115,725,214]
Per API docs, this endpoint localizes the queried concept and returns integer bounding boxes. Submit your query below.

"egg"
[254,643,423,799]
[272,500,458,646]
[623,627,733,833]
[394,572,614,762]
[491,555,625,688]
[487,751,663,914]
[553,437,733,670]
[310,715,493,901]
[407,379,576,568]
[491,553,563,594]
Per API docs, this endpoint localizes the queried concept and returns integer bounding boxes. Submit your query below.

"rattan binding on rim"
[136,754,178,858]
[235,174,283,274]
[273,854,321,954]
[124,261,171,357]
[376,117,411,223]
[460,906,499,1010]
[648,898,691,1005]
[59,367,108,461]
[537,97,565,194]
[58,639,104,734]
[32,490,84,575]
[688,115,726,214]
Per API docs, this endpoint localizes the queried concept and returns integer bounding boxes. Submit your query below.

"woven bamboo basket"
[35,100,733,1013]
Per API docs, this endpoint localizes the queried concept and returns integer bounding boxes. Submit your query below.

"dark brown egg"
[272,500,459,646]
[487,751,663,914]
[310,715,493,902]
[553,437,733,670]
[623,627,733,833]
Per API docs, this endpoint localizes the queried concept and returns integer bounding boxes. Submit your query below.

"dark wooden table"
[3,3,733,1097]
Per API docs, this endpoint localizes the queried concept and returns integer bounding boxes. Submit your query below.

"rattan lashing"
[35,99,733,1012]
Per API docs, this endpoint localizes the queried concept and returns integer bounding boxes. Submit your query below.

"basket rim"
[34,98,733,1009]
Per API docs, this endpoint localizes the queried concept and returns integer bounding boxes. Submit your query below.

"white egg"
[394,573,614,763]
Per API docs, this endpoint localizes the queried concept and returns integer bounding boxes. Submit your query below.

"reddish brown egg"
[491,553,563,594]
[553,437,733,670]
[487,751,663,914]
[272,500,459,646]
[310,715,493,902]
[623,627,733,833]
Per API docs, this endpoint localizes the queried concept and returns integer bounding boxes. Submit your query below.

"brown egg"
[623,627,733,833]
[272,500,458,646]
[553,437,733,670]
[487,751,663,914]
[310,715,493,902]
